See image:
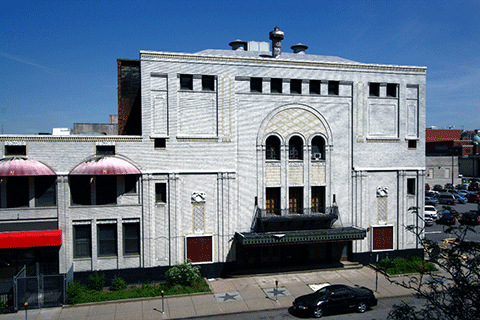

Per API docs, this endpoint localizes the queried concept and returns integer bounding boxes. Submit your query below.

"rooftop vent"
[229,39,247,51]
[291,43,308,54]
[269,26,284,58]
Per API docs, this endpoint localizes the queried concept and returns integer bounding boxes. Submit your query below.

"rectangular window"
[290,79,302,94]
[73,225,91,258]
[408,140,417,149]
[69,176,91,205]
[98,224,117,256]
[369,82,380,97]
[372,226,393,250]
[387,83,397,97]
[124,175,137,194]
[309,80,320,95]
[407,178,416,195]
[180,74,193,90]
[96,176,117,205]
[6,177,29,208]
[96,145,115,156]
[154,138,166,149]
[250,77,262,93]
[155,183,167,203]
[311,186,326,213]
[271,78,282,93]
[35,176,56,207]
[186,236,212,263]
[123,223,140,255]
[202,75,215,91]
[289,187,304,214]
[5,145,26,156]
[328,81,339,95]
[266,187,281,215]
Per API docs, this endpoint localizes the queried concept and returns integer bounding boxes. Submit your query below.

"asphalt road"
[424,202,480,243]
[202,296,425,320]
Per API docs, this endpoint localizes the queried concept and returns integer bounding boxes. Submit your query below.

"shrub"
[375,255,437,275]
[111,275,127,291]
[165,260,202,287]
[66,280,83,304]
[87,272,105,291]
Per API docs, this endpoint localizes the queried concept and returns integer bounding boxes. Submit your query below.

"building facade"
[0,28,426,281]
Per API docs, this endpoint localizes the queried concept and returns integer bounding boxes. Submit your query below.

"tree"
[387,206,480,320]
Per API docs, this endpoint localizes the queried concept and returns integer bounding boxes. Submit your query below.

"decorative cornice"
[140,52,427,73]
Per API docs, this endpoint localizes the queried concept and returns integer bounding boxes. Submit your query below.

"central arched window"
[266,136,280,160]
[311,136,326,160]
[289,136,303,160]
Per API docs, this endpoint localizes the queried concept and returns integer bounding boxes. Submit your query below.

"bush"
[165,260,202,287]
[87,272,105,291]
[111,275,127,291]
[66,280,83,304]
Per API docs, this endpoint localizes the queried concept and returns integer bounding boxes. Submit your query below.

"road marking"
[425,231,442,234]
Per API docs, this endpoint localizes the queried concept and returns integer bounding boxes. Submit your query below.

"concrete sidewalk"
[0,266,416,320]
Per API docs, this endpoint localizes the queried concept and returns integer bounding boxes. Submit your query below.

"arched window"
[289,136,303,160]
[266,136,280,160]
[311,136,325,160]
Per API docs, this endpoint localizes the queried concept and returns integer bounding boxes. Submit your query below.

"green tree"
[387,206,480,320]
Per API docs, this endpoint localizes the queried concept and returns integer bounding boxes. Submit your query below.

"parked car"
[438,194,456,205]
[437,211,456,225]
[456,184,468,190]
[425,197,438,206]
[425,183,430,191]
[425,191,437,198]
[292,284,377,318]
[424,215,434,226]
[459,211,480,225]
[467,193,480,203]
[425,205,438,219]
[433,184,443,191]
[444,183,455,191]
[468,182,479,191]
[454,194,467,204]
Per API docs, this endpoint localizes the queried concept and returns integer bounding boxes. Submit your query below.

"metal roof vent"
[229,39,247,51]
[291,43,308,54]
[269,26,284,58]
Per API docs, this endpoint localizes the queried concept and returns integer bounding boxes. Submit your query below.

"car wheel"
[313,306,324,318]
[357,301,367,313]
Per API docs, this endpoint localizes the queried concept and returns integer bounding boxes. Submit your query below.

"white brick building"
[0,27,426,281]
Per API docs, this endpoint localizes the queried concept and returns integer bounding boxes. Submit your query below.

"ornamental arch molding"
[257,104,332,145]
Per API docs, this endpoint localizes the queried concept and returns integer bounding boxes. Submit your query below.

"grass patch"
[374,255,438,275]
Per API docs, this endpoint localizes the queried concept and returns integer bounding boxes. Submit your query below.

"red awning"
[0,230,62,249]
[0,157,56,177]
[70,157,141,175]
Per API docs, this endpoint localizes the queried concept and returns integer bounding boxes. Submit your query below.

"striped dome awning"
[70,157,141,175]
[0,157,56,176]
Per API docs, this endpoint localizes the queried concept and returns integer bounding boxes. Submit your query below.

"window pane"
[125,175,137,194]
[180,74,193,90]
[98,224,117,256]
[5,145,26,156]
[271,78,282,93]
[96,145,115,156]
[266,136,280,160]
[70,176,91,205]
[290,79,301,94]
[370,83,380,97]
[387,83,397,97]
[96,176,117,205]
[202,75,215,91]
[328,81,339,95]
[123,223,140,255]
[250,77,262,92]
[6,177,29,208]
[309,80,320,94]
[155,183,167,203]
[74,225,91,258]
[35,176,56,207]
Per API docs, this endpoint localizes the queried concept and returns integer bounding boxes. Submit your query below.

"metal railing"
[258,206,337,218]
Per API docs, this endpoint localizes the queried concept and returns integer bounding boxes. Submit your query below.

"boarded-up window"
[186,236,212,263]
[372,226,393,250]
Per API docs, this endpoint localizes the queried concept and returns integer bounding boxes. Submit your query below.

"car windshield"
[314,287,332,299]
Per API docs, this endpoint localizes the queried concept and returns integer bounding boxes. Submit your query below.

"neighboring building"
[74,115,119,135]
[0,27,426,283]
[425,128,480,186]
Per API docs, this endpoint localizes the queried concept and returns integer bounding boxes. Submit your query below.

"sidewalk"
[0,266,416,320]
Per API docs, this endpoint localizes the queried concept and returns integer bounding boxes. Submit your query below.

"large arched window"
[311,136,326,160]
[289,136,303,160]
[266,136,280,160]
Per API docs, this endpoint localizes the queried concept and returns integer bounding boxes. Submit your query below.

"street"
[202,296,425,320]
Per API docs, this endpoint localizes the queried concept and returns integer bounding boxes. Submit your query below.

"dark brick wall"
[117,59,141,135]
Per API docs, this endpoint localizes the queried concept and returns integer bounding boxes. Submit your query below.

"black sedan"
[437,211,456,225]
[459,211,480,225]
[292,284,377,318]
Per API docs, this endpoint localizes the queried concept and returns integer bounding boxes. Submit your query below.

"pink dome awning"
[70,157,141,175]
[0,157,56,176]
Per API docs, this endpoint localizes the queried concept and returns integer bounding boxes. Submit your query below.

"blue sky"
[1,0,479,134]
